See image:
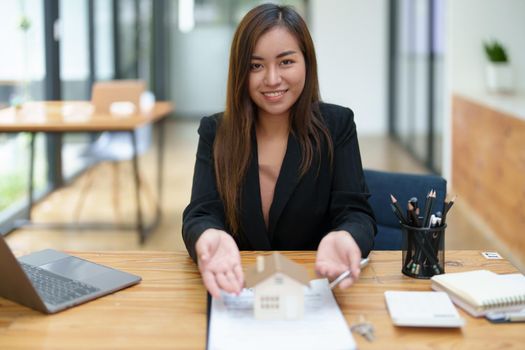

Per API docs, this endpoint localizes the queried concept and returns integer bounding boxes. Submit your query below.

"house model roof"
[244,252,310,288]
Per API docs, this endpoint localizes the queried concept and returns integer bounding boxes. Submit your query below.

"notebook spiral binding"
[483,295,525,309]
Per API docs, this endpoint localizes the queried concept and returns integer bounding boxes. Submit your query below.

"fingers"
[200,256,243,297]
[197,238,212,263]
[226,270,240,292]
[220,266,243,294]
[202,271,222,299]
[315,231,365,290]
[315,260,328,277]
[316,262,348,284]
[233,263,244,288]
[316,258,347,276]
[318,262,356,289]
[196,228,224,262]
[336,246,362,290]
[338,276,355,289]
[203,268,243,298]
[215,273,232,293]
[315,261,331,278]
[216,271,242,294]
[199,251,209,263]
[347,248,362,280]
[197,230,246,298]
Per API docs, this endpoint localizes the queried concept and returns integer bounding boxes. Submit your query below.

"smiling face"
[248,26,306,121]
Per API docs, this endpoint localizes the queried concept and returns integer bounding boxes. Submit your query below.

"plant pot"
[485,63,514,93]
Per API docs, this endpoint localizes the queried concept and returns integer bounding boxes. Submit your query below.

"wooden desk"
[0,250,523,349]
[0,101,173,242]
[0,101,172,132]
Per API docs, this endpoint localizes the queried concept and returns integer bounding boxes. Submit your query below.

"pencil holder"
[401,223,446,279]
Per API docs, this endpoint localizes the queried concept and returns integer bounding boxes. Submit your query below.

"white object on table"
[208,279,356,350]
[384,291,465,328]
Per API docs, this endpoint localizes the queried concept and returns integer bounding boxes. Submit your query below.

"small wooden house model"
[245,252,310,320]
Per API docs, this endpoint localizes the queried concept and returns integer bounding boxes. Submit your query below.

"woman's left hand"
[315,230,362,289]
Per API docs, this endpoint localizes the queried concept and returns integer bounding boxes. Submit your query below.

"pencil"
[441,195,456,224]
[390,194,408,225]
[422,190,436,228]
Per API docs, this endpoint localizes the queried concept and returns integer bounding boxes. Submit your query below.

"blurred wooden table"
[0,101,172,132]
[0,250,523,349]
[0,101,173,243]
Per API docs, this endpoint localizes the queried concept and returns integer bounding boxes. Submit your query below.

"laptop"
[0,235,141,314]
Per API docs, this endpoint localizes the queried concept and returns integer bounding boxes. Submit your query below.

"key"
[350,315,375,342]
[360,324,375,342]
[352,323,375,342]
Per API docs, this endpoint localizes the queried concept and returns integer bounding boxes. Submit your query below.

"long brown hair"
[214,3,333,236]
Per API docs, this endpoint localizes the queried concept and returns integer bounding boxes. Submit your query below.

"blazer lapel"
[239,135,272,250]
[267,133,301,238]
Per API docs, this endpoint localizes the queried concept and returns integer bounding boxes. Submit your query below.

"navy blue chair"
[363,169,447,250]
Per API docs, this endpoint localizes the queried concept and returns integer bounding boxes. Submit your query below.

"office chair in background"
[74,80,157,222]
[364,169,447,250]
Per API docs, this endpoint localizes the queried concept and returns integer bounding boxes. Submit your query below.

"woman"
[182,3,376,298]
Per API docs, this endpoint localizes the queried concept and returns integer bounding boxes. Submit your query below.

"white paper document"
[208,279,356,350]
[385,291,465,327]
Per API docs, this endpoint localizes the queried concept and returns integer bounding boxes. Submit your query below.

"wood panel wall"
[452,95,525,267]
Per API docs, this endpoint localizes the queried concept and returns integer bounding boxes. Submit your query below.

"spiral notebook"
[431,270,525,317]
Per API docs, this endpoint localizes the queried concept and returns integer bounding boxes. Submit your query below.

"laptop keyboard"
[20,263,100,305]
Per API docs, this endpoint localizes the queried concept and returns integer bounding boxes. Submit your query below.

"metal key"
[350,315,375,342]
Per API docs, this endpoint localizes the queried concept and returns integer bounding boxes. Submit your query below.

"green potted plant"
[483,40,513,93]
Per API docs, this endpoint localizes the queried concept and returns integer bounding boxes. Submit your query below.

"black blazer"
[182,103,377,262]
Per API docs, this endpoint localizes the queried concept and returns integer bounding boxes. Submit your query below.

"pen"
[407,202,420,227]
[422,190,436,228]
[329,258,369,289]
[507,313,525,322]
[487,309,525,323]
[435,211,442,226]
[429,214,437,228]
[409,197,419,214]
[408,197,420,226]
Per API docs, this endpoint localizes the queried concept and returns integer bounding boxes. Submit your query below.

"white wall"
[170,26,232,117]
[448,0,525,94]
[311,0,388,135]
[443,0,525,180]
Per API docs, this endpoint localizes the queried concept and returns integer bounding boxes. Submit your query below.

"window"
[389,0,444,173]
[0,0,47,231]
[261,295,280,309]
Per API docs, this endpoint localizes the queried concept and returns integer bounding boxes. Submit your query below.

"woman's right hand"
[195,228,244,298]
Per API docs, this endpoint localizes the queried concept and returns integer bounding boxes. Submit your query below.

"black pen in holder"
[401,223,446,279]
